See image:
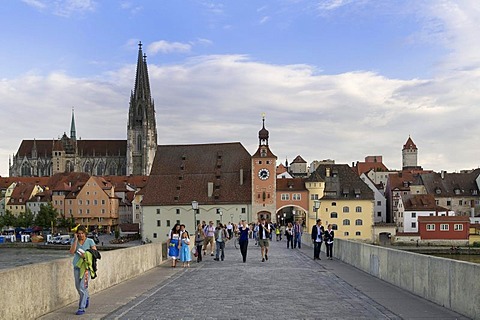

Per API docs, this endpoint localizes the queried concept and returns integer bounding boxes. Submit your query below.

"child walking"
[179,231,191,267]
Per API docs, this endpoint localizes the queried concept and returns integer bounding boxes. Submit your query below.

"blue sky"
[1,0,479,176]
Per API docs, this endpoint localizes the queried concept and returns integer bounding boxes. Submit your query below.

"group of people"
[311,219,335,260]
[68,218,335,316]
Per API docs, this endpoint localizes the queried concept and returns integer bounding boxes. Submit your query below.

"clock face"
[258,168,270,180]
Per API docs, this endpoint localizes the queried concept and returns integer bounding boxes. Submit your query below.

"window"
[78,200,82,205]
[355,206,362,213]
[292,194,301,200]
[426,224,435,231]
[281,194,290,201]
[101,200,105,205]
[355,231,361,236]
[86,209,90,214]
[447,200,451,206]
[332,224,338,230]
[355,219,362,226]
[241,208,246,213]
[440,224,449,231]
[330,212,338,218]
[343,219,350,226]
[177,220,181,225]
[166,220,171,227]
[377,201,381,206]
[157,220,161,227]
[377,211,382,217]
[412,212,416,218]
[311,194,319,200]
[94,200,97,205]
[176,209,180,214]
[156,209,160,214]
[459,200,463,206]
[153,233,157,238]
[344,232,349,236]
[454,224,463,231]
[343,206,349,213]
[101,209,105,214]
[411,222,416,228]
[332,202,336,206]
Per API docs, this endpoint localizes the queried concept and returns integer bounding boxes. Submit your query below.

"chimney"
[441,171,445,179]
[239,169,243,186]
[208,182,213,197]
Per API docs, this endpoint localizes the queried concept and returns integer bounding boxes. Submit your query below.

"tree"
[34,203,58,229]
[0,210,17,228]
[17,210,35,228]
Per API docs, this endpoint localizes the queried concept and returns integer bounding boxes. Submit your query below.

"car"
[54,235,70,245]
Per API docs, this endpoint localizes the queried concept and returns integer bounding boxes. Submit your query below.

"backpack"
[87,248,102,279]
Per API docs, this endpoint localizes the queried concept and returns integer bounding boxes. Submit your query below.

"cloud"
[259,16,270,24]
[148,40,192,55]
[22,0,96,17]
[22,0,46,10]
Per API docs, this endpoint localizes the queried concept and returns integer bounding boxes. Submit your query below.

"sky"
[1,0,480,177]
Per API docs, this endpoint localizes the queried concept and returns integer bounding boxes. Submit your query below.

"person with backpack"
[69,225,97,316]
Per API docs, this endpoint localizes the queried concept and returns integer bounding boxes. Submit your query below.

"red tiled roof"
[276,178,306,191]
[403,137,417,150]
[291,155,306,164]
[142,143,252,206]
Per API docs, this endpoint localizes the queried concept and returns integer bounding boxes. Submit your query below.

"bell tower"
[251,114,277,222]
[127,41,158,175]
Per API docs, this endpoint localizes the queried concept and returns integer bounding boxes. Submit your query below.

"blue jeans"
[294,233,302,248]
[74,267,90,310]
[216,241,225,260]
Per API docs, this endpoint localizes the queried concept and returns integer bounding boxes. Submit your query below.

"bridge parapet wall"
[0,243,164,320]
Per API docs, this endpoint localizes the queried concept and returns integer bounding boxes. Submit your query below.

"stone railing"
[0,243,163,320]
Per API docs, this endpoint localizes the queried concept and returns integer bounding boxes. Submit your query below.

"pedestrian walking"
[179,231,191,267]
[275,225,281,241]
[167,224,181,267]
[258,218,271,262]
[293,220,303,249]
[325,224,335,260]
[311,219,324,260]
[69,225,97,316]
[204,221,216,256]
[194,224,205,263]
[238,220,250,263]
[285,222,294,248]
[214,223,228,261]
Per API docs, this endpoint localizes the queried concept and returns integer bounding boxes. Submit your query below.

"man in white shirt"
[258,218,271,262]
[203,221,216,256]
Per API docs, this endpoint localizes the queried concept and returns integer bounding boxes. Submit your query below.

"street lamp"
[219,210,223,224]
[191,201,199,232]
[314,200,321,221]
[283,213,286,226]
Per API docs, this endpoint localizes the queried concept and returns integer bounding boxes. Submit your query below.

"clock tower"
[252,115,277,222]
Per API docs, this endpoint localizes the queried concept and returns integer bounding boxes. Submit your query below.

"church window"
[97,162,105,175]
[84,161,91,174]
[137,135,142,152]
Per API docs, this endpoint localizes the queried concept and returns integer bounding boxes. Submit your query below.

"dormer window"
[435,188,441,195]
[454,188,461,195]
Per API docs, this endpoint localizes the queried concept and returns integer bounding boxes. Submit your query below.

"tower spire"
[70,107,76,141]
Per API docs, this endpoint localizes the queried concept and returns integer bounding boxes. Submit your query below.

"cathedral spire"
[70,107,76,141]
[127,41,158,176]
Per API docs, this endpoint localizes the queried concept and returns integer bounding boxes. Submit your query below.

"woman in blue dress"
[167,224,181,267]
[179,231,191,267]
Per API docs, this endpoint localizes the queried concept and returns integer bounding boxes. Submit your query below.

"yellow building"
[306,164,374,242]
[6,182,43,216]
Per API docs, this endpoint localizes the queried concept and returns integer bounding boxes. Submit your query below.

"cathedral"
[9,42,157,177]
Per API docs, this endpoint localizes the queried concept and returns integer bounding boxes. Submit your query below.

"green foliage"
[115,229,120,239]
[472,242,480,248]
[0,210,17,228]
[34,203,58,229]
[16,210,35,228]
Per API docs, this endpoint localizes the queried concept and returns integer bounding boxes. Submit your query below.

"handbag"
[191,246,198,257]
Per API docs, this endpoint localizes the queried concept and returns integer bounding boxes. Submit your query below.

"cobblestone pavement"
[99,239,466,320]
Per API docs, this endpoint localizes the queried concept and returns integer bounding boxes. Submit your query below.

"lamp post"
[283,213,286,226]
[219,211,223,224]
[191,201,199,232]
[314,200,321,221]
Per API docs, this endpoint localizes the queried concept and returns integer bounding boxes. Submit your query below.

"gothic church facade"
[9,43,157,177]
